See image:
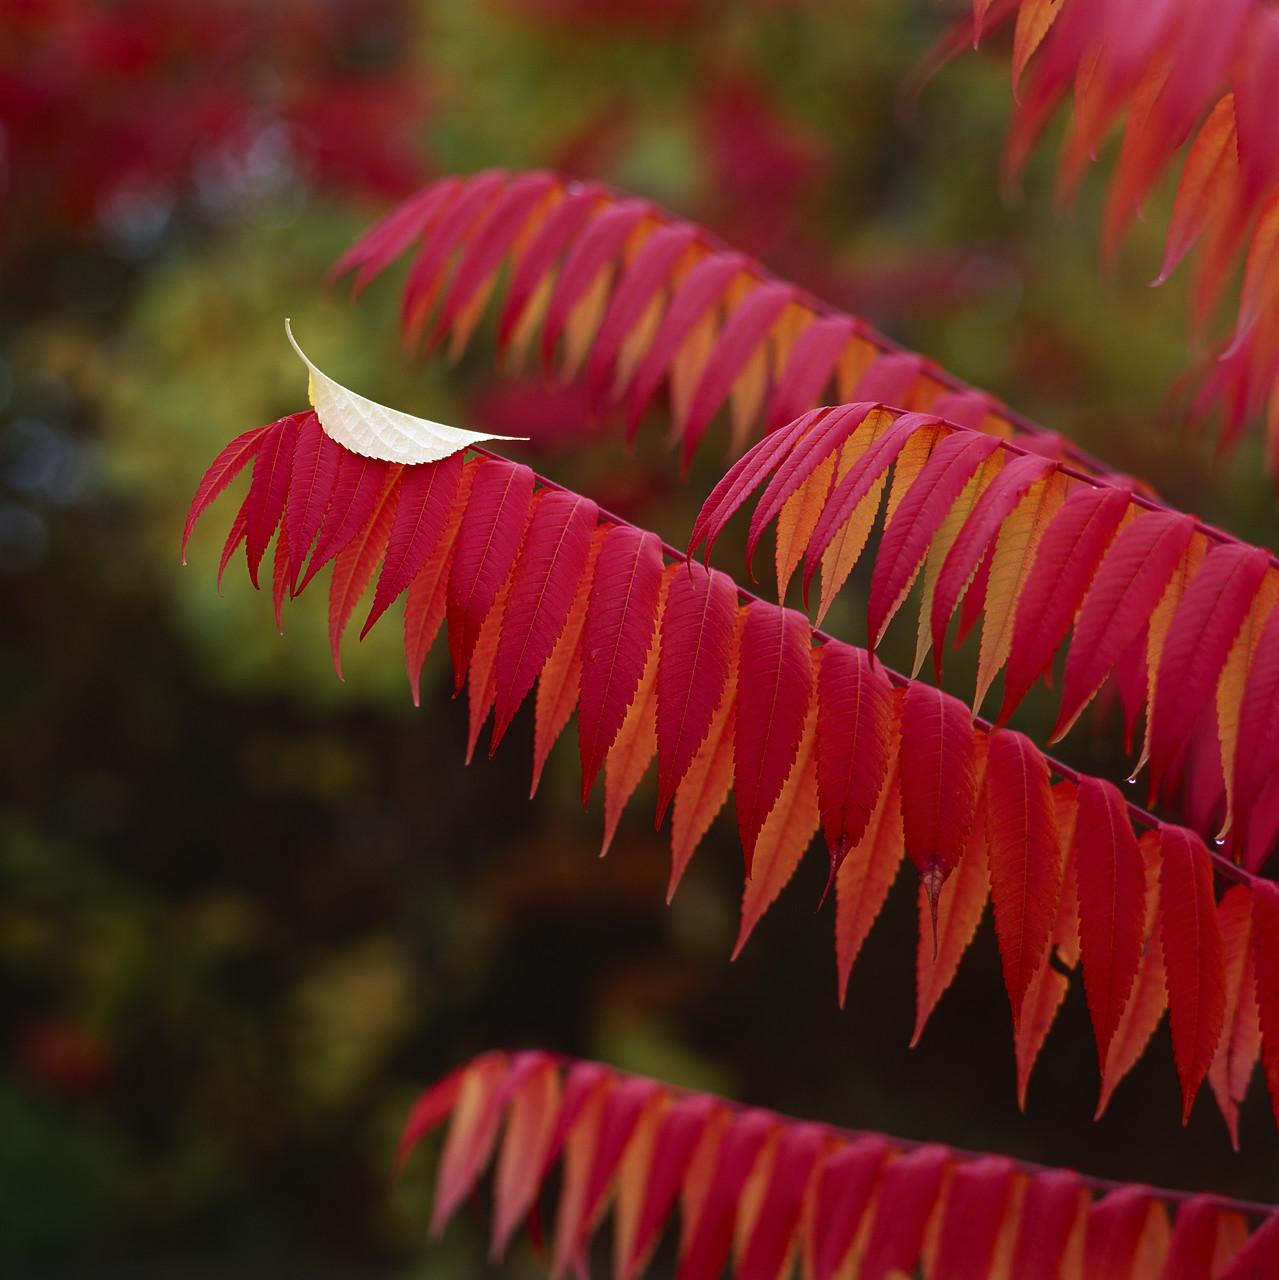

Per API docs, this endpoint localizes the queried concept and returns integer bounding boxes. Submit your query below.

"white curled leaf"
[286,319,524,464]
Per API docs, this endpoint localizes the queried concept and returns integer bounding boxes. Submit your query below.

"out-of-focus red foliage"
[13,1017,114,1100]
[697,73,832,294]
[504,0,697,25]
[0,0,429,253]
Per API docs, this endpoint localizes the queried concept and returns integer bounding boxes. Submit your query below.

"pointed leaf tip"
[285,318,524,464]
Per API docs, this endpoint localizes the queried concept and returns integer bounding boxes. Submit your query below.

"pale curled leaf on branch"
[285,319,524,465]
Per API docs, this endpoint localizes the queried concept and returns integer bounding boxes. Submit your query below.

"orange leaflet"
[1015,780,1080,1110]
[1158,826,1227,1123]
[1207,885,1261,1150]
[601,565,677,856]
[1095,832,1166,1119]
[404,458,476,706]
[835,767,905,1008]
[431,1052,511,1235]
[328,463,402,678]
[733,648,821,959]
[912,785,992,1046]
[467,573,512,763]
[973,468,1068,717]
[668,608,745,899]
[491,1053,562,1261]
[530,523,608,798]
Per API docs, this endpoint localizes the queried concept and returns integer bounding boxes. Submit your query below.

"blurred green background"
[3,0,1277,1274]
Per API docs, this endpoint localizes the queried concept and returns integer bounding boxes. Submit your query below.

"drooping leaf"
[531,524,609,798]
[1158,825,1227,1122]
[601,567,675,856]
[913,786,991,1045]
[930,1156,1016,1280]
[997,483,1133,723]
[285,412,342,591]
[898,681,980,925]
[971,466,1068,716]
[1053,511,1196,742]
[578,525,665,806]
[668,613,742,901]
[490,1052,563,1261]
[244,412,304,587]
[1147,544,1269,798]
[1015,781,1081,1109]
[182,422,271,562]
[929,451,1055,679]
[493,490,599,749]
[734,1122,824,1280]
[328,464,402,677]
[734,656,821,958]
[802,413,940,605]
[1250,877,1279,1128]
[834,747,905,1007]
[297,449,391,593]
[1074,778,1147,1070]
[446,458,535,690]
[363,451,465,637]
[655,563,739,825]
[733,602,814,874]
[815,641,896,890]
[866,428,1003,651]
[1207,885,1261,1149]
[807,1138,889,1280]
[1096,832,1167,1119]
[432,172,559,357]
[985,728,1062,1027]
[858,1144,951,1280]
[677,1110,774,1280]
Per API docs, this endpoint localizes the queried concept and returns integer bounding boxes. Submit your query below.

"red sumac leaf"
[1148,544,1269,797]
[626,252,746,436]
[183,422,271,562]
[733,602,814,874]
[654,562,738,825]
[446,459,535,690]
[930,450,1056,678]
[1054,510,1196,741]
[816,641,895,889]
[578,525,665,806]
[809,1137,889,1280]
[1208,885,1262,1149]
[681,281,796,462]
[285,412,342,591]
[1250,877,1279,1129]
[867,428,1002,651]
[299,450,392,594]
[244,412,305,587]
[676,1110,774,1280]
[985,728,1061,1027]
[689,403,829,567]
[997,483,1132,724]
[1159,825,1226,1122]
[1073,777,1146,1070]
[898,682,979,925]
[734,1123,824,1280]
[328,465,402,677]
[492,489,599,750]
[930,1156,1015,1280]
[858,1144,950,1280]
[363,452,465,638]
